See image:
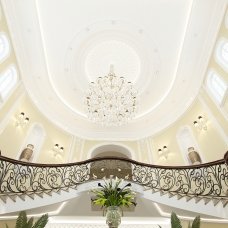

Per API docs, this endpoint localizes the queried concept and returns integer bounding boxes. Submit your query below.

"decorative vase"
[106,206,121,228]
[19,144,34,162]
[188,147,202,165]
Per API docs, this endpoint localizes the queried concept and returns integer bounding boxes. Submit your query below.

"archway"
[89,144,133,180]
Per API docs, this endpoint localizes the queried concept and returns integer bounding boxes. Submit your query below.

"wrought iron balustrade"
[0,152,227,206]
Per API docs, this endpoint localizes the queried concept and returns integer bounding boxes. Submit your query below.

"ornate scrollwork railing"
[0,152,227,206]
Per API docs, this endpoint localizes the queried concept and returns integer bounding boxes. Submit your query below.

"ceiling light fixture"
[85,65,137,126]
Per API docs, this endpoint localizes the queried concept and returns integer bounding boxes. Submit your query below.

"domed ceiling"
[2,0,224,139]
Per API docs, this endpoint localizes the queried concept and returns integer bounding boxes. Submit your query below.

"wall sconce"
[52,143,64,158]
[158,146,169,160]
[193,115,207,131]
[15,112,29,127]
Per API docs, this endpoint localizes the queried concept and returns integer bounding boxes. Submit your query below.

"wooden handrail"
[0,151,227,169]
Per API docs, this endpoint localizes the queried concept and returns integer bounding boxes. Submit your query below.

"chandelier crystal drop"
[85,65,137,126]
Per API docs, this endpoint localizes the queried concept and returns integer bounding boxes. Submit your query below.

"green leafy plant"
[188,215,200,228]
[171,212,182,228]
[5,211,48,228]
[170,212,200,228]
[91,177,136,208]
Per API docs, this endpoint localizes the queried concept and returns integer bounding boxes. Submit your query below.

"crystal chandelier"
[85,65,137,126]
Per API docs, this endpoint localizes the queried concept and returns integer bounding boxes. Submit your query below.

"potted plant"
[91,177,136,228]
[5,211,48,228]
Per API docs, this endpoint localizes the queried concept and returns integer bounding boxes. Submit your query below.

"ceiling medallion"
[85,65,137,126]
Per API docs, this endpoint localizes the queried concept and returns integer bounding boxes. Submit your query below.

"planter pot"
[106,206,121,228]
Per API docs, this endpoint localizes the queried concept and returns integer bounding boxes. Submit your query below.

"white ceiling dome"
[3,0,224,139]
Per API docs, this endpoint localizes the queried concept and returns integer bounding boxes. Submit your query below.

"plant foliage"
[32,214,48,228]
[15,211,27,228]
[5,211,48,228]
[169,212,200,228]
[91,177,136,208]
[171,212,182,228]
[190,215,200,228]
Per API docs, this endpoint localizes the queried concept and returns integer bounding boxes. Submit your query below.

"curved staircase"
[0,152,227,218]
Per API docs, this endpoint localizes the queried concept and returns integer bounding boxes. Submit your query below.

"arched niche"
[89,143,133,179]
[176,126,204,165]
[90,144,133,159]
[18,123,46,162]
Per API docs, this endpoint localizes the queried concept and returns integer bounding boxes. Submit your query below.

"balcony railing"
[0,152,227,206]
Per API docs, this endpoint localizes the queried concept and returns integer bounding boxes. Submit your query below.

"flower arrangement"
[91,177,136,208]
